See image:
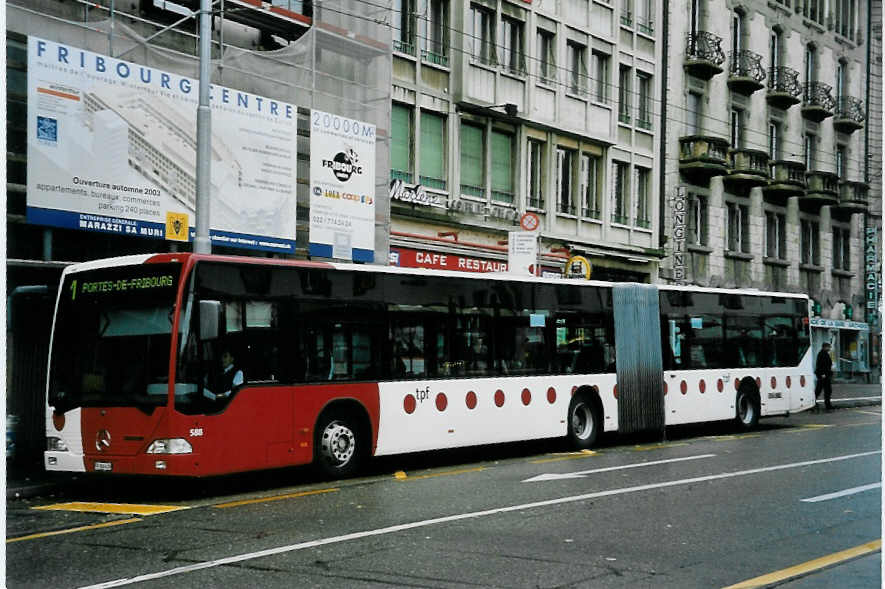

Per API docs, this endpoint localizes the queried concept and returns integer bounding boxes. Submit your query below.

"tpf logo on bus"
[322,148,362,182]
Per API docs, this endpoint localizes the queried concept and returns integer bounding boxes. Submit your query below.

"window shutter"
[420,112,445,180]
[391,105,412,173]
[460,123,484,188]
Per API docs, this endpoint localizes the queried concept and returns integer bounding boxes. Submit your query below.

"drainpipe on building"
[658,0,670,270]
[864,0,871,185]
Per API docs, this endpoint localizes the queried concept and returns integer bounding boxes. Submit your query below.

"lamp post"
[194,0,213,254]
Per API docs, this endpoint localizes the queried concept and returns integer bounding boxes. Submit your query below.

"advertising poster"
[27,37,297,252]
[309,109,376,262]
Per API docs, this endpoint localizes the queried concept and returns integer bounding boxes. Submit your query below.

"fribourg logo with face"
[323,148,362,182]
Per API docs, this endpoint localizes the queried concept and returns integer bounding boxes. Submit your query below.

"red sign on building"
[390,247,508,273]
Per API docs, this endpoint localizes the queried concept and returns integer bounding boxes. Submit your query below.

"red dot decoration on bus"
[699,379,706,394]
[494,389,505,407]
[717,379,724,393]
[734,378,740,391]
[771,377,777,389]
[465,391,477,409]
[404,394,417,414]
[786,376,792,388]
[547,387,557,404]
[613,384,618,399]
[800,375,806,387]
[663,381,667,395]
[680,380,688,395]
[755,377,761,389]
[52,412,65,432]
[521,388,532,406]
[436,393,448,412]
[571,386,578,396]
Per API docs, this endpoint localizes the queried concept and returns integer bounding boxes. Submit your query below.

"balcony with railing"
[767,66,802,109]
[801,170,839,211]
[832,180,869,219]
[725,148,769,192]
[679,135,729,183]
[727,50,766,95]
[764,160,806,204]
[801,81,835,122]
[684,32,725,80]
[833,96,865,134]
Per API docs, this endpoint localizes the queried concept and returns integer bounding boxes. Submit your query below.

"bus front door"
[612,284,665,434]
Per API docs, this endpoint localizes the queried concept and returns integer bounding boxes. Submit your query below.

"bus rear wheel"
[315,414,363,478]
[735,387,760,430]
[567,395,600,449]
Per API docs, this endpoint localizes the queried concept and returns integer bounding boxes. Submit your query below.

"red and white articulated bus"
[45,253,815,478]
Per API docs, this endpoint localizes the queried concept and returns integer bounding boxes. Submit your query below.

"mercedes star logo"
[96,429,111,452]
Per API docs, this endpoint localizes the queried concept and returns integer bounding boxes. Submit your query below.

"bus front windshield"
[48,263,181,413]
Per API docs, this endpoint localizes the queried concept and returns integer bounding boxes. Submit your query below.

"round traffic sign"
[520,212,540,231]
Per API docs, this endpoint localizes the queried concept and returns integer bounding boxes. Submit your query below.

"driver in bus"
[203,348,244,401]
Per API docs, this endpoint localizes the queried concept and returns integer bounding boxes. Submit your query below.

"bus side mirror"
[199,300,222,341]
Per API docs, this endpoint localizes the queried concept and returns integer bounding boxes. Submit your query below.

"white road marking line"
[522,453,717,482]
[79,450,881,589]
[801,482,882,503]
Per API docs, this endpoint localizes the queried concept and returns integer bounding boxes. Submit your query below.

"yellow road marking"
[705,434,761,441]
[7,517,142,544]
[33,502,184,515]
[531,450,597,464]
[394,467,485,481]
[722,539,881,589]
[784,424,832,433]
[854,409,882,416]
[632,443,688,451]
[214,487,338,508]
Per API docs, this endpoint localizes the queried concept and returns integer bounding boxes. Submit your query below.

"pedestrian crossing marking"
[32,502,185,515]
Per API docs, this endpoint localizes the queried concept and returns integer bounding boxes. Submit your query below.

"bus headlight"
[46,437,69,452]
[146,438,193,454]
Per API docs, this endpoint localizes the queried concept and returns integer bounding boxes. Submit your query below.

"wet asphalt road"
[6,406,882,589]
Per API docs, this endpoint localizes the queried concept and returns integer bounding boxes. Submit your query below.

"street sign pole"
[194,0,212,254]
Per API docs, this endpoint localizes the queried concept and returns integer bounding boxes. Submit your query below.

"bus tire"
[315,412,364,478]
[567,394,600,450]
[735,385,760,430]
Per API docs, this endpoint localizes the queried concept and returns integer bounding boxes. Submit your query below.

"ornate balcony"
[833,97,865,134]
[832,180,869,220]
[727,50,766,95]
[767,66,802,109]
[679,135,729,184]
[684,32,725,80]
[725,148,769,193]
[800,170,839,212]
[801,82,835,122]
[764,160,806,205]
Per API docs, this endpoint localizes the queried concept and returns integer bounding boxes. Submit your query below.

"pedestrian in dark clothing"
[815,342,833,410]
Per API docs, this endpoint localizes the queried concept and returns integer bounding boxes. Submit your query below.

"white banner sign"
[26,37,297,252]
[309,109,376,262]
[508,232,538,276]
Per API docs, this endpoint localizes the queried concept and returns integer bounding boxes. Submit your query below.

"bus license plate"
[94,461,112,472]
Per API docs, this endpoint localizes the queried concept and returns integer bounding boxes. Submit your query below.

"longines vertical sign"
[309,109,376,262]
[26,37,298,252]
[865,225,879,327]
[671,187,686,284]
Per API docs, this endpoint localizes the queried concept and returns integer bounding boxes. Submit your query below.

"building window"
[460,122,484,197]
[835,61,845,100]
[636,0,654,34]
[835,0,856,40]
[393,0,417,55]
[768,121,781,160]
[727,202,750,253]
[621,0,634,26]
[556,147,576,215]
[419,111,446,190]
[836,144,847,178]
[567,41,588,95]
[491,130,514,204]
[730,108,744,149]
[500,16,525,75]
[804,0,824,25]
[580,153,600,219]
[804,133,816,171]
[634,167,651,228]
[391,103,413,182]
[731,10,743,55]
[421,0,449,65]
[765,211,787,259]
[687,92,702,134]
[801,219,820,265]
[592,51,610,103]
[688,193,708,246]
[636,72,652,129]
[770,29,782,70]
[612,161,630,224]
[527,139,545,210]
[537,28,556,83]
[804,44,816,85]
[469,4,495,65]
[833,226,851,270]
[618,65,632,124]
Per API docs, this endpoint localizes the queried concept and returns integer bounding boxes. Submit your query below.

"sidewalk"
[6,383,881,501]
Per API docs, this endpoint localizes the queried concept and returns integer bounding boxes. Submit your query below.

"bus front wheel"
[567,394,600,449]
[735,387,760,430]
[315,413,363,478]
